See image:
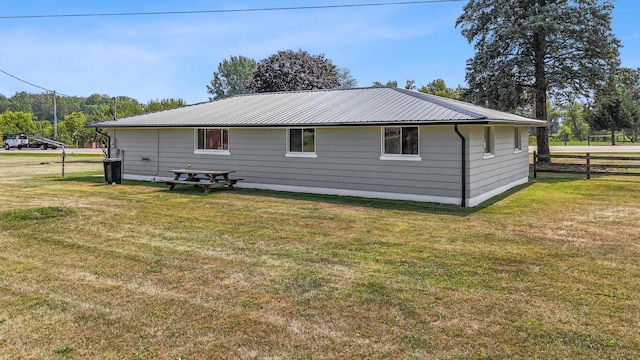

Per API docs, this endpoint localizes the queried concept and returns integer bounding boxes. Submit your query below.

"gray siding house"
[87,87,546,207]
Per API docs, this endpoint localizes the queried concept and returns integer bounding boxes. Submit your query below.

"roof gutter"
[454,124,466,207]
[85,120,498,129]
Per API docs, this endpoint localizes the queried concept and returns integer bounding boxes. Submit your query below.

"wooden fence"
[532,152,640,179]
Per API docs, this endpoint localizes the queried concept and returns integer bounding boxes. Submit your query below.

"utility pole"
[53,90,58,139]
[112,97,117,120]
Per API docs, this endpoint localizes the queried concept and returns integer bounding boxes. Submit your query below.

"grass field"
[0,154,639,359]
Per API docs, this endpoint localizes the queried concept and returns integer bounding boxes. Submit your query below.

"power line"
[0,68,71,97]
[0,68,51,92]
[0,0,466,19]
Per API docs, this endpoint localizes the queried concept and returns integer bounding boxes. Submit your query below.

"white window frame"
[514,127,522,153]
[483,126,495,159]
[194,128,230,155]
[286,127,317,158]
[380,126,422,161]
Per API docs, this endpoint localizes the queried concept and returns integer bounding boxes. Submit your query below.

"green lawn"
[0,154,639,359]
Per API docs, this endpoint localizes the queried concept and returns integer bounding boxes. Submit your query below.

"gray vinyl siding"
[112,129,160,176]
[112,126,464,199]
[467,125,530,199]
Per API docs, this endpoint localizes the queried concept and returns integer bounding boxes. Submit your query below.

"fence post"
[586,152,590,180]
[533,151,537,178]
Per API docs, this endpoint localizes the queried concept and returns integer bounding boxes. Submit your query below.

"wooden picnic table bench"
[165,169,242,194]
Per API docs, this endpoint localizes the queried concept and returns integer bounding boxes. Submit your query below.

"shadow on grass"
[234,188,476,216]
[167,183,539,216]
[530,170,640,183]
[60,174,544,216]
[528,171,587,183]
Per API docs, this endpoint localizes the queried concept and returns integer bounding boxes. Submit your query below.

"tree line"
[206,50,465,101]
[206,50,357,100]
[0,92,185,146]
[207,46,640,146]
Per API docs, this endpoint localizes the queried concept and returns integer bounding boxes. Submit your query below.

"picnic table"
[165,169,241,194]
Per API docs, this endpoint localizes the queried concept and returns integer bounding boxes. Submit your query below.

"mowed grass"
[0,154,639,359]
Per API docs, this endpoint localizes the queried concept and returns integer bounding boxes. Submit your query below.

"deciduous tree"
[614,67,640,141]
[337,68,358,89]
[207,55,257,100]
[0,110,34,137]
[372,80,398,87]
[145,98,186,112]
[562,102,589,141]
[586,91,638,145]
[59,112,92,145]
[457,0,620,158]
[250,50,340,92]
[419,79,462,99]
[0,94,9,113]
[8,92,33,114]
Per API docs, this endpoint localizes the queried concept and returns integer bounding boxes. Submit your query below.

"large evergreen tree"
[456,0,620,157]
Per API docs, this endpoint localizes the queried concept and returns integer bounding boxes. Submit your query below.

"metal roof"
[87,87,548,128]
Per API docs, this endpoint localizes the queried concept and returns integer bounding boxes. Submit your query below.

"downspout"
[95,128,111,158]
[156,129,160,176]
[454,124,466,207]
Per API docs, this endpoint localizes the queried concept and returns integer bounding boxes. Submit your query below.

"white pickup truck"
[3,134,66,150]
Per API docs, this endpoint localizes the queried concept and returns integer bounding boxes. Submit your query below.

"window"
[287,128,316,156]
[514,127,522,152]
[382,126,419,158]
[196,128,229,154]
[483,126,494,157]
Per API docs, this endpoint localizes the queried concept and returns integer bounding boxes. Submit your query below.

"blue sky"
[1,0,638,105]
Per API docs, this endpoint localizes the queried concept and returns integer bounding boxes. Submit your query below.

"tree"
[337,68,358,89]
[114,96,144,118]
[249,50,340,92]
[557,124,572,145]
[145,98,186,112]
[207,55,257,100]
[59,112,93,145]
[0,110,34,138]
[546,103,562,136]
[616,67,640,102]
[614,67,640,141]
[586,91,638,145]
[0,94,10,113]
[8,91,33,113]
[457,0,620,158]
[80,95,143,121]
[30,93,55,121]
[372,80,398,87]
[563,102,589,141]
[81,94,115,121]
[56,96,84,121]
[405,80,416,90]
[418,79,462,99]
[32,120,54,138]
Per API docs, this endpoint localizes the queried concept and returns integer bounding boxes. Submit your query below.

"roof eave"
[86,119,549,129]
